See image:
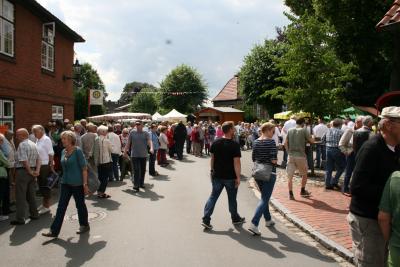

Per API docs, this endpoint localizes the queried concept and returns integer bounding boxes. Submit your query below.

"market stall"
[87,112,152,123]
[162,109,187,123]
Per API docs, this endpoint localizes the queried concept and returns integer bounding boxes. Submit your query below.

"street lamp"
[63,59,82,81]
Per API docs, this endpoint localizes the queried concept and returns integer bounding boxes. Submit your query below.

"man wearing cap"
[124,121,153,191]
[347,106,400,266]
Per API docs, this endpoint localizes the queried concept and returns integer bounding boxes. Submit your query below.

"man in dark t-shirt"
[202,121,245,230]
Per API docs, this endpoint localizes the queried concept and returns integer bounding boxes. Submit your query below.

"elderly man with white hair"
[11,128,41,225]
[32,124,54,215]
[348,107,400,266]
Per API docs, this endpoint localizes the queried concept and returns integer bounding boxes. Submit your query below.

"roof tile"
[212,76,240,102]
[377,1,400,30]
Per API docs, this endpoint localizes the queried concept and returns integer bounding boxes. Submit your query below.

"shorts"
[286,156,308,177]
[37,165,51,198]
[347,212,387,266]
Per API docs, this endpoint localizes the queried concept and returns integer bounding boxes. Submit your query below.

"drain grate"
[64,211,107,222]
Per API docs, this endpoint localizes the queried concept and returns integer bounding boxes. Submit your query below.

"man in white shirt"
[107,126,122,181]
[313,119,329,169]
[32,125,54,215]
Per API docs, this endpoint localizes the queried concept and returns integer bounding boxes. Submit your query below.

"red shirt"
[167,129,175,147]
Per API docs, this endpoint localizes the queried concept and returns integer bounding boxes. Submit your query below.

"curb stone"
[249,178,354,264]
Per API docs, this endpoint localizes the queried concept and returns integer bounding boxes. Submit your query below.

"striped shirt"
[323,128,343,148]
[15,139,39,168]
[252,139,277,164]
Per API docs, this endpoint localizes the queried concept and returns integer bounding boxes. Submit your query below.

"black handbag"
[252,162,273,181]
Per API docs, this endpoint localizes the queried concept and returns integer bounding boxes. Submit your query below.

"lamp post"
[63,59,82,81]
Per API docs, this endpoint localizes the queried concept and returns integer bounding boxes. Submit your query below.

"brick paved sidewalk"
[267,169,353,260]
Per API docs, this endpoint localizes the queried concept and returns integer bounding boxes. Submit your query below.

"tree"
[130,88,158,114]
[159,64,208,113]
[239,39,286,117]
[285,0,393,106]
[118,82,157,105]
[277,14,357,117]
[73,63,106,120]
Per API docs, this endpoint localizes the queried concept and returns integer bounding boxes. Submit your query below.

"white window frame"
[0,99,14,131]
[41,22,55,71]
[0,0,14,57]
[52,105,63,120]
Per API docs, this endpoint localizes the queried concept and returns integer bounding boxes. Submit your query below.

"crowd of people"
[1,107,400,266]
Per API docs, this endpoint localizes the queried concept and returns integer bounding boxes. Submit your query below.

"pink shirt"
[216,128,224,138]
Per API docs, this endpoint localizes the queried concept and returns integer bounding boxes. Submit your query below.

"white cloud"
[37,0,289,101]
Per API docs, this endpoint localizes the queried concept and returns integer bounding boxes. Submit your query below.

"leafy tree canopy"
[129,88,158,114]
[118,82,157,105]
[159,64,208,114]
[277,14,357,117]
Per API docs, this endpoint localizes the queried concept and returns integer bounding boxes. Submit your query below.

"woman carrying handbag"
[42,131,90,238]
[248,122,278,236]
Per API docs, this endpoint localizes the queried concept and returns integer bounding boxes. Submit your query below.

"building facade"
[0,0,84,131]
[195,107,244,123]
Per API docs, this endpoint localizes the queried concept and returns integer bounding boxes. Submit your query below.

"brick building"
[0,0,84,131]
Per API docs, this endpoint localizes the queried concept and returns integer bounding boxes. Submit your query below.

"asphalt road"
[0,151,339,267]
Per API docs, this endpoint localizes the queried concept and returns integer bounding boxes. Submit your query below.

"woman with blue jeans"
[248,122,278,236]
[42,131,90,238]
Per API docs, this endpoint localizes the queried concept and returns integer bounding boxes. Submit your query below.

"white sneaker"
[0,215,9,221]
[248,223,261,236]
[37,205,44,211]
[265,220,275,227]
[39,207,50,215]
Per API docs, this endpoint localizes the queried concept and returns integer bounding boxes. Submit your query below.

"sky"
[37,0,289,101]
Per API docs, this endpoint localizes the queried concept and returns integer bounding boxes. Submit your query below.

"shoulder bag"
[252,162,273,181]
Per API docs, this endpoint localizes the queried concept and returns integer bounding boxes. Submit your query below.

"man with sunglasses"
[348,106,400,266]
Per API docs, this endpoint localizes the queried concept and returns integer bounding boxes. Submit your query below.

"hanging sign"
[90,89,104,105]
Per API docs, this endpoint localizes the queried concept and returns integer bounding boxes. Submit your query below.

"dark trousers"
[132,157,147,188]
[0,178,10,215]
[343,152,356,193]
[315,144,326,168]
[149,151,157,175]
[186,136,192,154]
[175,140,185,160]
[202,179,241,224]
[120,156,132,179]
[305,146,314,173]
[51,184,89,235]
[325,147,346,187]
[98,163,111,193]
[281,148,288,167]
[158,149,167,165]
[111,154,120,180]
[168,145,176,158]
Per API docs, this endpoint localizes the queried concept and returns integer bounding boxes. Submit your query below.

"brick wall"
[0,2,75,130]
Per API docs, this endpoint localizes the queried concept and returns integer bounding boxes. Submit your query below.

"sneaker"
[248,223,261,236]
[325,186,334,190]
[0,215,9,221]
[300,190,311,198]
[76,225,90,234]
[289,194,295,200]
[201,221,213,230]
[265,220,275,227]
[37,205,44,211]
[42,231,58,238]
[39,207,50,215]
[232,217,246,225]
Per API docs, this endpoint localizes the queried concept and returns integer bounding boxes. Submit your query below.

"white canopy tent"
[162,109,187,123]
[88,112,152,123]
[152,112,165,121]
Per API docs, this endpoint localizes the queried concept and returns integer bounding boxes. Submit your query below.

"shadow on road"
[122,185,165,202]
[295,198,349,215]
[9,213,52,246]
[90,198,121,211]
[205,225,335,263]
[42,234,106,267]
[151,175,170,181]
[106,181,127,188]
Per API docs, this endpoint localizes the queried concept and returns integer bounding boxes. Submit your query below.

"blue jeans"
[251,172,276,227]
[51,184,89,235]
[343,152,355,193]
[111,154,120,180]
[281,148,288,167]
[325,147,346,187]
[306,146,314,171]
[203,179,241,224]
[132,157,147,187]
[315,144,326,168]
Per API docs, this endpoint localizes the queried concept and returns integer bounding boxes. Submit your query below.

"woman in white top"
[158,126,169,167]
[94,125,112,198]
